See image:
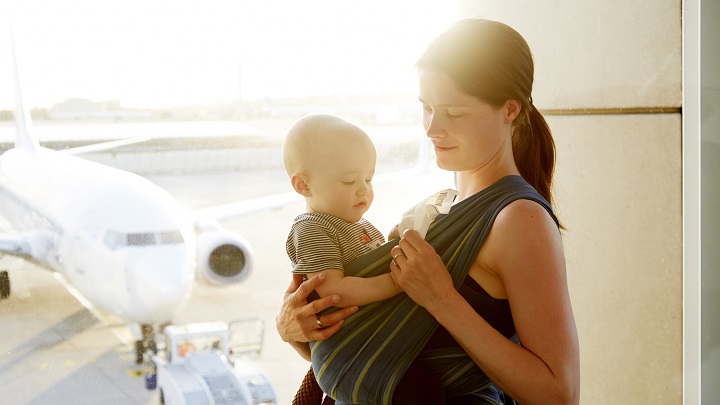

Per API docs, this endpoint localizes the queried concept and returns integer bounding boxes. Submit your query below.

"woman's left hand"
[389,229,455,311]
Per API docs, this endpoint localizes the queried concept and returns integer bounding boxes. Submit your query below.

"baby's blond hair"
[282,114,374,177]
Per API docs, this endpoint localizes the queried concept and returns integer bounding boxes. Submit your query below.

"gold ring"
[392,253,404,261]
[316,315,323,329]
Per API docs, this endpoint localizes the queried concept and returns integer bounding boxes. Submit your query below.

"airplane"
[0,27,429,364]
[0,29,279,364]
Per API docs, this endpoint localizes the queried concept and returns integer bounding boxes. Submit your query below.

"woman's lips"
[433,143,455,152]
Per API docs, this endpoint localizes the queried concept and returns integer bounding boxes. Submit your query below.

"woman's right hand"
[276,273,358,344]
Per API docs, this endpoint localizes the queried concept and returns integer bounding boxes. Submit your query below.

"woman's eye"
[342,180,355,185]
[447,112,462,118]
[365,179,373,184]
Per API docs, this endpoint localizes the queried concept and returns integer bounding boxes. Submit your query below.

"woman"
[277,19,580,404]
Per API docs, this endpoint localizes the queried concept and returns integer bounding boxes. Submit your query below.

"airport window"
[3,1,449,402]
[699,0,720,398]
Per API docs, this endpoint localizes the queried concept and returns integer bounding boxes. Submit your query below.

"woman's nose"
[424,113,443,138]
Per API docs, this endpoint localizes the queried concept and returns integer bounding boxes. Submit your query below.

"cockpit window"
[103,229,185,250]
[127,233,156,246]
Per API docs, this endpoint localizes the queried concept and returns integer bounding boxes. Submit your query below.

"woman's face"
[417,68,514,173]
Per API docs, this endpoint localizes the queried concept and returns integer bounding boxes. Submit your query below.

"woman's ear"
[504,99,522,124]
[291,173,311,196]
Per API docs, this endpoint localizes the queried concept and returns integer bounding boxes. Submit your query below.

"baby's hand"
[388,272,401,291]
[387,224,400,240]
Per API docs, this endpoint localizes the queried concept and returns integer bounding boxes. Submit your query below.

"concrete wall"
[456,1,683,403]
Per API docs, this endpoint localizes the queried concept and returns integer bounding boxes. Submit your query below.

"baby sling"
[301,175,557,405]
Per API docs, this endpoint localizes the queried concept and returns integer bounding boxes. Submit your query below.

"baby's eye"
[447,111,463,118]
[342,180,356,185]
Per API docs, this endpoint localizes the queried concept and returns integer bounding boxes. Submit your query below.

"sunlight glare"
[1,0,456,109]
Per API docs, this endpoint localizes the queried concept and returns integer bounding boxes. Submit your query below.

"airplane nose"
[127,247,193,323]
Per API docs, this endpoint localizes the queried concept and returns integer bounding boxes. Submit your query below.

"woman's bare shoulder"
[481,198,563,277]
[496,198,555,228]
[493,198,558,245]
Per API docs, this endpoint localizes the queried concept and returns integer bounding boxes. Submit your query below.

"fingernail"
[332,295,340,303]
[317,273,325,280]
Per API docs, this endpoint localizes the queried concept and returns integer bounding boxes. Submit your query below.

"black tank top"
[425,276,515,349]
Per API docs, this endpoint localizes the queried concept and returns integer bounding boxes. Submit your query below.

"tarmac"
[0,162,454,404]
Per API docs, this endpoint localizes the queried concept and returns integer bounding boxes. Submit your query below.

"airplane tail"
[9,18,41,153]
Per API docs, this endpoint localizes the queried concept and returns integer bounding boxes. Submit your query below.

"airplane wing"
[51,121,262,155]
[58,136,154,155]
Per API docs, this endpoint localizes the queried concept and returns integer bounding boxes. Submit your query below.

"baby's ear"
[291,173,311,196]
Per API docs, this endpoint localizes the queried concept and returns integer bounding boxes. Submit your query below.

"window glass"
[0,3,457,405]
[701,0,720,400]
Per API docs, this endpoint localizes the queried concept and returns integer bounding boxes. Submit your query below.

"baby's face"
[306,141,376,223]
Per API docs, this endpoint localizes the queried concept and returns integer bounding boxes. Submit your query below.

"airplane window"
[127,233,156,246]
[159,230,184,244]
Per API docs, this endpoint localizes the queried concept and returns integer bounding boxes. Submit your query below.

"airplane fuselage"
[0,147,195,324]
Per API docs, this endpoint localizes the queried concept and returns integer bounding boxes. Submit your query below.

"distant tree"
[30,108,51,120]
[0,110,12,121]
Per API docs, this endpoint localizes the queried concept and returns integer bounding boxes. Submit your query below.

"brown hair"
[417,19,557,207]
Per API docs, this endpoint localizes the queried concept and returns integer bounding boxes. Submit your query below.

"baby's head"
[282,114,377,223]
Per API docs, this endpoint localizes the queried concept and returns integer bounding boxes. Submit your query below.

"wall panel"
[550,114,682,403]
[455,1,684,403]
[457,0,681,110]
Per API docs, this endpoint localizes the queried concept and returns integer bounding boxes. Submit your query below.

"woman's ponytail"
[513,103,556,206]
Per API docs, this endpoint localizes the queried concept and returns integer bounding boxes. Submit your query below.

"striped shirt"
[286,212,385,275]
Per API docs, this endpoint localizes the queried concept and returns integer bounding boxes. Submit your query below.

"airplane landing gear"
[134,324,158,364]
[0,271,10,299]
[134,340,144,365]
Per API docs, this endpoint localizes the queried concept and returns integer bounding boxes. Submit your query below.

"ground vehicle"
[146,320,276,405]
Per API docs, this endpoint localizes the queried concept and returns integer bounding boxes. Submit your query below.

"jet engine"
[195,224,254,286]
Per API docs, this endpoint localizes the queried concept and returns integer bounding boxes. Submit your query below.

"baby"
[283,113,446,404]
[283,113,400,306]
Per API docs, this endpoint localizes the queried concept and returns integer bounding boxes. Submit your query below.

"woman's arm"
[276,274,359,361]
[391,200,579,405]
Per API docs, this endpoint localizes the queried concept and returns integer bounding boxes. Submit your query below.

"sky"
[1,0,457,110]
